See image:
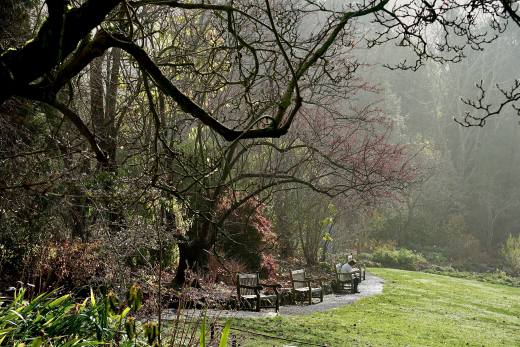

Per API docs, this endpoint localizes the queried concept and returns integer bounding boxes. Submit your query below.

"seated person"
[336,259,361,293]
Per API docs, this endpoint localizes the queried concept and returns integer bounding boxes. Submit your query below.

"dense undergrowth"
[0,285,231,346]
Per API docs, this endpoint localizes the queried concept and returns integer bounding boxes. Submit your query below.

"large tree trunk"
[174,241,209,287]
[89,49,124,232]
[90,49,120,168]
[104,47,121,169]
[173,216,215,286]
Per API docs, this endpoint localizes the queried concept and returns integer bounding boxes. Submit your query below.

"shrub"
[218,195,278,279]
[0,244,14,277]
[260,253,278,279]
[371,245,428,270]
[422,250,449,265]
[502,234,520,274]
[0,286,135,345]
[0,285,233,346]
[207,255,247,285]
[23,240,105,292]
[127,242,179,270]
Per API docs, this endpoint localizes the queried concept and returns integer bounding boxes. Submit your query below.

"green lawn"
[234,268,520,346]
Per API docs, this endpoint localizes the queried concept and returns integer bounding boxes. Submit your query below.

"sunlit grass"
[234,268,520,346]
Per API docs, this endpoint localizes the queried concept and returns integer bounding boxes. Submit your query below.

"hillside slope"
[237,268,520,346]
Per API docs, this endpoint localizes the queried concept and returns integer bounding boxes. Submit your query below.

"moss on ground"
[234,268,520,346]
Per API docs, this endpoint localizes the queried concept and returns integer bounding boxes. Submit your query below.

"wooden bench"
[236,273,281,312]
[290,269,324,305]
[352,266,365,282]
[333,264,362,294]
[359,264,366,281]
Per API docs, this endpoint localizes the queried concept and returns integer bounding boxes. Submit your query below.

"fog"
[345,18,520,271]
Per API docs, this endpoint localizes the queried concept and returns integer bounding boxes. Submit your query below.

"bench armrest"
[292,279,311,284]
[304,277,324,287]
[238,284,263,290]
[260,282,281,295]
[260,283,282,289]
[336,273,354,281]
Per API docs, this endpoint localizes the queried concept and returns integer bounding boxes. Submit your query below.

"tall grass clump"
[0,285,232,346]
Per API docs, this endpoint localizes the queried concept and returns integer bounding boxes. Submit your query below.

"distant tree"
[364,27,520,258]
[368,0,520,124]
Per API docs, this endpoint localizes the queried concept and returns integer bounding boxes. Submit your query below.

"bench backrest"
[290,269,307,289]
[335,263,352,282]
[237,273,259,296]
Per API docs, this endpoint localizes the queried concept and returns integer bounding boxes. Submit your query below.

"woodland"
[1,0,520,345]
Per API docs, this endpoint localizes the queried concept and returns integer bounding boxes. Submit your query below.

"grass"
[234,268,520,346]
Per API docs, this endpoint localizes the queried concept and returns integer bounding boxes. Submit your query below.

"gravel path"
[163,273,384,320]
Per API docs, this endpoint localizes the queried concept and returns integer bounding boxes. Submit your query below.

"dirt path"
[163,273,384,320]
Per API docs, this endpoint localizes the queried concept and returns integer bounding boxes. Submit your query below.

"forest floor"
[233,268,520,346]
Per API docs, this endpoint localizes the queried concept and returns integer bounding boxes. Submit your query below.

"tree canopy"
[2,0,520,287]
[3,0,518,150]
